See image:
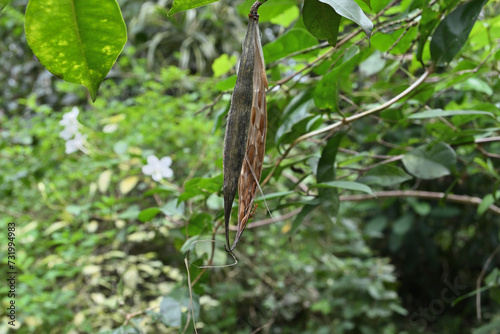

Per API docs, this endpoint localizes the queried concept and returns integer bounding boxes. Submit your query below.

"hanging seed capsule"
[223,12,267,252]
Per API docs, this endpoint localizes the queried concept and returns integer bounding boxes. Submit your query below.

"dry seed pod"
[223,12,267,251]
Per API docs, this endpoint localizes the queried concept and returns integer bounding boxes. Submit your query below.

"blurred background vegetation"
[1,0,500,333]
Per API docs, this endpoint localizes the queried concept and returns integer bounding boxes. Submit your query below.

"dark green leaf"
[303,0,341,46]
[317,0,373,40]
[25,0,127,101]
[314,46,360,110]
[168,0,219,16]
[402,142,456,179]
[409,109,494,119]
[138,207,161,222]
[316,133,345,217]
[275,91,315,146]
[430,0,488,66]
[263,28,318,63]
[360,164,412,187]
[290,202,318,235]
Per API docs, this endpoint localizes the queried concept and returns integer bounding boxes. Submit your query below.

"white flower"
[65,132,87,154]
[59,107,80,139]
[142,155,173,182]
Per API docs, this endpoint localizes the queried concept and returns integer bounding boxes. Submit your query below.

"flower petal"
[147,155,159,165]
[160,156,172,167]
[162,167,173,179]
[142,165,154,175]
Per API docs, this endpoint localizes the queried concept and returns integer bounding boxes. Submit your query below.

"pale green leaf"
[402,142,456,180]
[168,0,219,16]
[313,180,376,196]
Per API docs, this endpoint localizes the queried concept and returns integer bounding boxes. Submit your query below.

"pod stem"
[250,0,267,17]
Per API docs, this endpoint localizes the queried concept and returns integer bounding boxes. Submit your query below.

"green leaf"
[178,174,223,202]
[402,142,456,180]
[168,0,219,16]
[473,319,500,334]
[275,91,314,146]
[263,28,318,63]
[0,0,11,13]
[477,191,500,216]
[430,0,488,66]
[25,0,127,102]
[316,133,345,218]
[314,46,360,110]
[159,288,199,327]
[212,54,237,78]
[316,0,373,41]
[303,0,341,46]
[290,201,318,235]
[138,207,161,222]
[416,0,440,63]
[237,0,299,27]
[314,180,376,196]
[360,164,412,187]
[409,109,494,119]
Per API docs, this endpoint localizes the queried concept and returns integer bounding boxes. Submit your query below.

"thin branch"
[339,190,500,216]
[476,244,500,320]
[227,208,302,230]
[261,69,431,187]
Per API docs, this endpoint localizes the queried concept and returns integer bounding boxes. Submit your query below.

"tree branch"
[340,190,500,216]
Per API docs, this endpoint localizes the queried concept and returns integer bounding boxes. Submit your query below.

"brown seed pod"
[223,12,267,252]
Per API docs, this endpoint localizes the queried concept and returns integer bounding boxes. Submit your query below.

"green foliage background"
[1,0,500,333]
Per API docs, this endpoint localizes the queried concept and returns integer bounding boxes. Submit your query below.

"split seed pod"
[223,12,267,252]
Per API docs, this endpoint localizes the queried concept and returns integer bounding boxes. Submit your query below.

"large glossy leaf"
[402,142,456,179]
[317,0,373,40]
[168,0,219,16]
[316,132,345,218]
[430,0,488,66]
[303,0,341,46]
[263,28,318,63]
[409,109,494,119]
[25,0,127,102]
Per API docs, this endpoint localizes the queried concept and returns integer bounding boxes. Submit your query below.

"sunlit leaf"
[119,176,139,194]
[138,207,161,222]
[212,54,237,78]
[263,28,318,63]
[25,0,127,101]
[98,170,113,193]
[168,0,219,16]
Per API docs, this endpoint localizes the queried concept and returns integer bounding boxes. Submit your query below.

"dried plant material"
[223,12,267,252]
